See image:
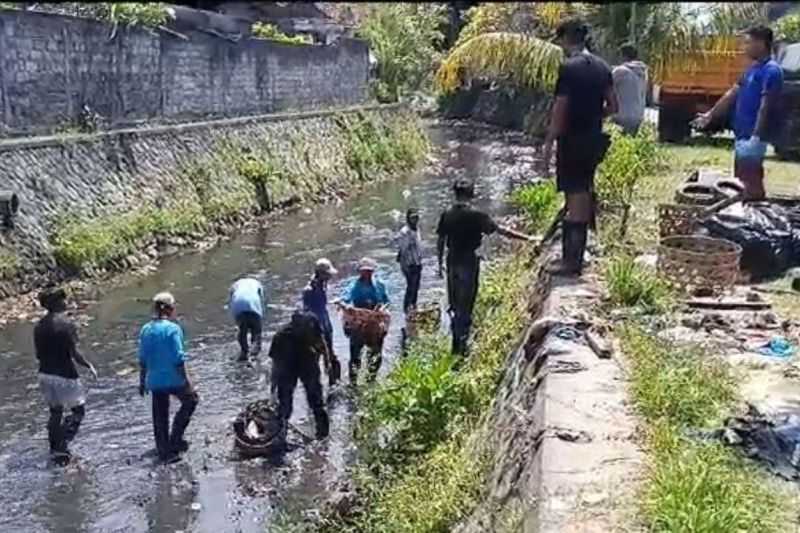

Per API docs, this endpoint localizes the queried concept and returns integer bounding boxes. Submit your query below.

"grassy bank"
[595,129,794,531]
[312,253,534,533]
[50,110,429,273]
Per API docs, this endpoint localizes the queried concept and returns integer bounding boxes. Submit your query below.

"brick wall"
[0,9,369,135]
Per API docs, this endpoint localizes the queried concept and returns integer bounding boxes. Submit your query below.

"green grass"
[596,123,664,209]
[316,254,533,533]
[0,248,19,279]
[510,180,560,232]
[619,316,789,532]
[604,254,673,314]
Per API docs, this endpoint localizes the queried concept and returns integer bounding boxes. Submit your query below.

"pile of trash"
[703,406,800,481]
[700,201,800,281]
[233,399,286,458]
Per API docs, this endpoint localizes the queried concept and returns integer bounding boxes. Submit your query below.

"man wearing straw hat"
[339,257,390,384]
[34,286,97,465]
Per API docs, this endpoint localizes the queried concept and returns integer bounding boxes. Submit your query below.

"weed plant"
[596,124,663,208]
[604,254,672,314]
[510,181,559,232]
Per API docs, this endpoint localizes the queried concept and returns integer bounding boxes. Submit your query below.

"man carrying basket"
[338,257,390,385]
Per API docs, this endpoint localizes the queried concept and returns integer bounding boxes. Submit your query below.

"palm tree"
[436,2,770,95]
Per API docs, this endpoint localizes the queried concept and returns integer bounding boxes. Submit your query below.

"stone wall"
[0,8,369,135]
[0,103,422,298]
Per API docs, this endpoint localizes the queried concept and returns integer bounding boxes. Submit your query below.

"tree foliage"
[776,13,800,43]
[356,3,448,102]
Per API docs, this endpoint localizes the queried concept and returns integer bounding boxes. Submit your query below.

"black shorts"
[556,133,608,194]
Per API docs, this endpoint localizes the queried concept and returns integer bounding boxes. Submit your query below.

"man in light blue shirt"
[138,292,198,463]
[229,277,265,361]
[340,257,389,384]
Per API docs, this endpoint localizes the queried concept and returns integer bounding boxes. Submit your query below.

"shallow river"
[0,122,537,533]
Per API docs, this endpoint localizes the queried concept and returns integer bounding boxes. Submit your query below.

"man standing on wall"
[612,42,649,135]
[34,287,98,466]
[693,25,784,201]
[542,19,618,276]
[437,178,534,356]
[229,276,265,362]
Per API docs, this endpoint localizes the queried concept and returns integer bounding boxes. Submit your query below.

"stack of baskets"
[340,306,391,349]
[656,174,744,293]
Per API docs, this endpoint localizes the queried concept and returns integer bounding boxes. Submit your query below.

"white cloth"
[39,373,85,408]
[396,225,422,270]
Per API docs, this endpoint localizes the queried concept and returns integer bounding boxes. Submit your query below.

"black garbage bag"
[700,202,799,280]
[700,408,800,482]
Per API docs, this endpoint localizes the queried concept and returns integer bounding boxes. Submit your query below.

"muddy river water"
[0,122,538,533]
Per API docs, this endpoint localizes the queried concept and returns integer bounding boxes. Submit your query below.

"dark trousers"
[151,385,199,459]
[402,264,423,313]
[47,404,85,454]
[236,311,263,357]
[272,357,329,438]
[447,255,480,356]
[349,333,384,383]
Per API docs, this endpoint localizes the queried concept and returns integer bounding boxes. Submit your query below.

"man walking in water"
[229,276,265,361]
[34,287,97,465]
[437,178,534,355]
[542,18,617,276]
[396,207,423,313]
[139,292,199,464]
[302,258,341,385]
[268,310,330,440]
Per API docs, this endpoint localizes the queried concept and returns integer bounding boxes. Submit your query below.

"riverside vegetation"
[50,110,429,275]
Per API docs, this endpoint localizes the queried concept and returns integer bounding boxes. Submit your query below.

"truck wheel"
[658,106,691,144]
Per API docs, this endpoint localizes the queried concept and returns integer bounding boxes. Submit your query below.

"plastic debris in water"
[402,189,412,199]
[190,503,202,511]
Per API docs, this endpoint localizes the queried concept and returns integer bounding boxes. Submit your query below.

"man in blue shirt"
[302,258,341,385]
[339,257,389,384]
[694,25,784,200]
[139,292,199,463]
[229,277,265,361]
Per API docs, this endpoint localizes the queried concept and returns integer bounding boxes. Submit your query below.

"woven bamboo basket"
[340,306,391,349]
[233,399,284,458]
[657,235,742,292]
[658,203,707,238]
[405,303,441,339]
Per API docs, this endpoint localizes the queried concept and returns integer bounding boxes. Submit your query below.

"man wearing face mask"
[542,18,618,276]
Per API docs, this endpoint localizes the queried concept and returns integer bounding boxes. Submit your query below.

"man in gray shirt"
[612,43,649,135]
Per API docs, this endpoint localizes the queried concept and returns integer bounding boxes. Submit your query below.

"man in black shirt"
[437,178,533,355]
[33,287,97,465]
[268,310,330,441]
[542,18,617,275]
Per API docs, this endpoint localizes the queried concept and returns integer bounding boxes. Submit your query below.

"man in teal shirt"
[139,292,199,463]
[340,257,389,384]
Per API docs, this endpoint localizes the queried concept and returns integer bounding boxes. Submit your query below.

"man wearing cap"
[396,207,423,314]
[340,257,389,383]
[437,179,534,355]
[542,18,617,275]
[34,287,98,465]
[228,277,265,362]
[138,292,199,463]
[268,310,330,441]
[302,258,340,385]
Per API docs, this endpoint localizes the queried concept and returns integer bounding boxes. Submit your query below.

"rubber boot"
[572,222,588,274]
[314,410,330,440]
[550,221,581,276]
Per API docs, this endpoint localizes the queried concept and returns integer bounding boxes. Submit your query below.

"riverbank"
[0,104,429,327]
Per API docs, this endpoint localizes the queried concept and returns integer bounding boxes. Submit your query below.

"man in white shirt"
[612,43,649,135]
[228,277,265,361]
[396,208,423,313]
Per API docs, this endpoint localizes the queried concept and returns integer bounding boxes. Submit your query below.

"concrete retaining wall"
[0,103,414,298]
[0,8,369,135]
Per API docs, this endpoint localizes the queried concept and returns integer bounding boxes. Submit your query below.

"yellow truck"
[655,42,751,143]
